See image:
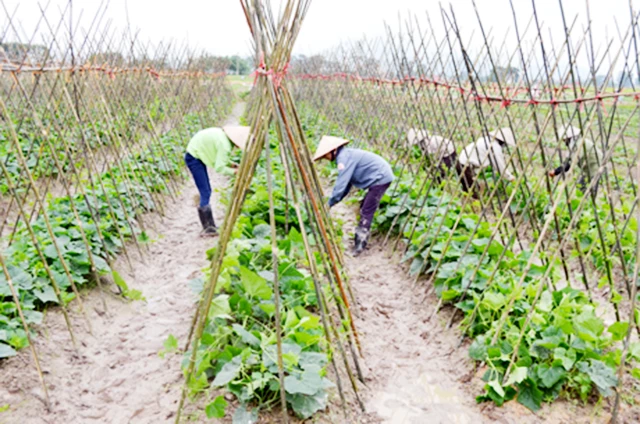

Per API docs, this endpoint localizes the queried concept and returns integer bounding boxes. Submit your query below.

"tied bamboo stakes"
[290,0,640,419]
[176,0,365,421]
[1,0,234,411]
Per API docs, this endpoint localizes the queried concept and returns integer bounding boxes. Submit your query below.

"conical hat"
[558,124,580,140]
[313,136,350,161]
[489,127,516,147]
[222,126,250,150]
[407,128,429,145]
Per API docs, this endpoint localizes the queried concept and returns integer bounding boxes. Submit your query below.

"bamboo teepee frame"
[176,0,366,421]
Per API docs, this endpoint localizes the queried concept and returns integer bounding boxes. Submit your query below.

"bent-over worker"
[185,126,250,236]
[458,127,517,197]
[407,128,458,181]
[548,124,603,196]
[313,136,395,256]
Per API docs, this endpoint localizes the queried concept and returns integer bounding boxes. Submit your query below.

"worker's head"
[222,126,251,150]
[313,136,350,162]
[489,127,516,148]
[558,125,580,145]
[407,128,429,147]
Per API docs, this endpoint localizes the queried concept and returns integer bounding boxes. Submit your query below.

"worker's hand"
[548,170,555,177]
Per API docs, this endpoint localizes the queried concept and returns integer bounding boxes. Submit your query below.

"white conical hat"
[489,127,516,147]
[313,136,350,161]
[407,128,429,145]
[558,124,580,140]
[222,126,250,150]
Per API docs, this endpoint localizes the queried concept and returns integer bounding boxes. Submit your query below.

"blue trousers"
[185,152,211,207]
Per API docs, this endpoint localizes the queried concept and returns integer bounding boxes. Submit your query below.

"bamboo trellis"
[176,0,367,422]
[0,0,234,410]
[290,0,640,420]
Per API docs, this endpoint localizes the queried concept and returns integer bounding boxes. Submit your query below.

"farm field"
[2,0,640,423]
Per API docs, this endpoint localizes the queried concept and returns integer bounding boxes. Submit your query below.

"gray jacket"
[328,147,395,207]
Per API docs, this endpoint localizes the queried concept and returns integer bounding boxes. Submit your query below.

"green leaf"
[188,277,204,295]
[164,334,178,351]
[629,342,640,361]
[253,224,271,240]
[577,360,618,397]
[409,257,423,276]
[284,309,300,329]
[299,352,328,371]
[488,380,505,398]
[209,295,232,320]
[34,286,59,304]
[93,255,110,273]
[43,244,60,259]
[286,391,329,419]
[213,357,242,387]
[631,368,640,380]
[504,367,528,387]
[112,270,129,293]
[482,291,506,310]
[284,369,326,395]
[23,310,43,325]
[158,334,178,358]
[553,347,576,371]
[0,342,17,359]
[469,337,488,361]
[232,405,258,424]
[573,310,604,342]
[232,324,260,347]
[205,396,227,419]
[537,364,566,388]
[517,378,543,412]
[607,322,629,342]
[240,267,272,300]
[262,343,301,371]
[441,289,460,301]
[538,290,553,313]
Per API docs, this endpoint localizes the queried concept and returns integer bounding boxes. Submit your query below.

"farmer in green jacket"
[548,124,603,196]
[185,126,250,235]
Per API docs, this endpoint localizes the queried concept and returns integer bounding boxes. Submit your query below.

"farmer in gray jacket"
[313,136,395,256]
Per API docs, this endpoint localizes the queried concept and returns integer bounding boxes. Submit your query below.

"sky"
[2,0,640,66]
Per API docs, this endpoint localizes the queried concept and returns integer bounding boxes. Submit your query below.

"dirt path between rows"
[0,103,245,424]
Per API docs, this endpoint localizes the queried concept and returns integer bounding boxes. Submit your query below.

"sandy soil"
[0,105,245,424]
[0,177,229,424]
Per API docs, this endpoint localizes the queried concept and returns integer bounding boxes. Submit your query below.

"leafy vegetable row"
[0,107,228,359]
[375,171,640,411]
[184,131,339,421]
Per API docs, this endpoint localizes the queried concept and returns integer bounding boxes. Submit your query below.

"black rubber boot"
[353,226,370,256]
[197,205,218,236]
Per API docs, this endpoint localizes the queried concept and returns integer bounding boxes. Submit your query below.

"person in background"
[407,128,458,181]
[548,124,603,196]
[313,136,395,256]
[458,127,517,197]
[185,126,250,236]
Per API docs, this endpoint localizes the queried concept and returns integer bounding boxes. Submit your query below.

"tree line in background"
[3,41,640,85]
[0,42,253,74]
